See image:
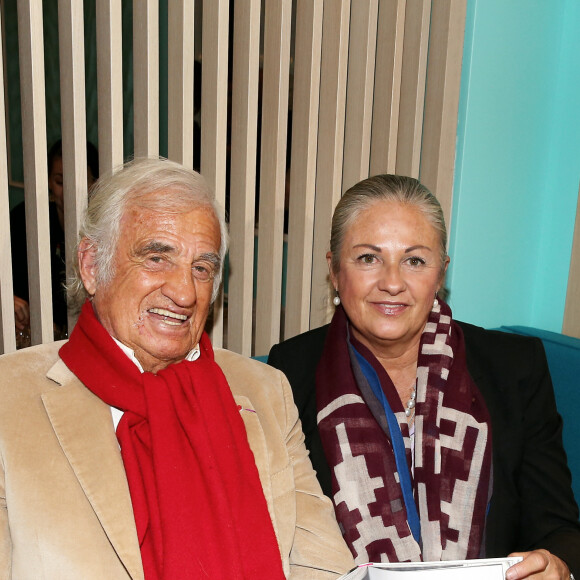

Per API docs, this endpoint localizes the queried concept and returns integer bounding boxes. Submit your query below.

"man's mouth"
[148,308,188,326]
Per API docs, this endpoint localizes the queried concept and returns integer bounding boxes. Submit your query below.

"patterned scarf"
[316,301,492,563]
[60,301,285,579]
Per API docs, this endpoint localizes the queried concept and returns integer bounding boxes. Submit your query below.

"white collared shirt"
[110,338,200,431]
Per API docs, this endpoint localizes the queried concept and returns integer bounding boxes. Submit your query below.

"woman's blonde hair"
[329,174,448,274]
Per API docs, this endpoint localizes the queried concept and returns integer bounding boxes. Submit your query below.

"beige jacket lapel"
[42,359,144,580]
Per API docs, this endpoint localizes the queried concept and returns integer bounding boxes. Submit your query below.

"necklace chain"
[405,384,417,418]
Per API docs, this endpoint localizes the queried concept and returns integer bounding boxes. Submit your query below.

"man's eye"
[149,256,163,264]
[192,264,214,282]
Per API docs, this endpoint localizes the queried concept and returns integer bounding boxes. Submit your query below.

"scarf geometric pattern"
[316,301,492,564]
[60,301,285,579]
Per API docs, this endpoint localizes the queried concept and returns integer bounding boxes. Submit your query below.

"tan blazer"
[0,342,353,580]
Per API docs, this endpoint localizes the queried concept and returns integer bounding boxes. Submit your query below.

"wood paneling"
[563,184,580,339]
[2,0,469,356]
[57,0,89,335]
[17,0,53,345]
[284,0,323,339]
[420,0,467,229]
[167,0,194,167]
[0,3,16,352]
[201,0,229,347]
[227,0,261,356]
[396,0,431,178]
[133,0,159,158]
[369,0,405,176]
[309,0,350,329]
[254,0,292,355]
[341,0,379,192]
[96,0,124,173]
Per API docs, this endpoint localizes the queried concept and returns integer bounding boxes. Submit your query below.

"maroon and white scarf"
[316,301,492,563]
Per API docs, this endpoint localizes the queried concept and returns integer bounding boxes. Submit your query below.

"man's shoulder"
[0,341,69,417]
[214,348,290,414]
[215,348,286,390]
[0,340,63,367]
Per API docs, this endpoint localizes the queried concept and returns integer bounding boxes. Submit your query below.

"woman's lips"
[372,302,408,316]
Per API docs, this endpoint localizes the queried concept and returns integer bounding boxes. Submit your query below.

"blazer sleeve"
[279,372,355,578]
[512,337,580,573]
[463,324,580,575]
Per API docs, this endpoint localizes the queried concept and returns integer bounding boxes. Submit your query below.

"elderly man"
[0,158,354,579]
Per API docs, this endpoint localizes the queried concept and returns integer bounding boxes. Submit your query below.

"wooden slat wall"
[396,0,431,178]
[133,0,159,158]
[254,0,292,356]
[96,0,124,174]
[1,0,471,356]
[57,0,90,335]
[369,0,405,176]
[17,0,53,345]
[420,0,467,229]
[284,0,323,339]
[201,0,229,347]
[341,0,378,192]
[309,0,350,329]
[167,0,194,167]
[227,0,261,356]
[563,183,580,339]
[0,3,16,352]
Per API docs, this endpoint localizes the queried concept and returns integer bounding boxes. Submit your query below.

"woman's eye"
[358,254,377,264]
[407,256,425,266]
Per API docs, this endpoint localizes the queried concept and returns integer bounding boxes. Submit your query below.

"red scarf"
[60,301,285,579]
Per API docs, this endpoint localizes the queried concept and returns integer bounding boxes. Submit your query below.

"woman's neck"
[351,329,421,402]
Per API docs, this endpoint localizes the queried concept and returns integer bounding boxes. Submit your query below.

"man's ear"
[78,238,98,296]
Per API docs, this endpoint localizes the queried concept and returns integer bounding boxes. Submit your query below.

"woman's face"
[329,200,449,357]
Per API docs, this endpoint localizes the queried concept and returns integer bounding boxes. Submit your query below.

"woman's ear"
[438,255,451,291]
[326,251,337,289]
[78,238,98,296]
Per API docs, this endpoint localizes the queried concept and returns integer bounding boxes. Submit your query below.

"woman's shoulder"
[457,320,542,357]
[267,325,330,399]
[268,324,329,370]
[457,320,548,389]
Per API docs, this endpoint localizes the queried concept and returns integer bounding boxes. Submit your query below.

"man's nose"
[162,266,197,306]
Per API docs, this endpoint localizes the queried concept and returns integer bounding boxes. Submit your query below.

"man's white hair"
[68,157,228,311]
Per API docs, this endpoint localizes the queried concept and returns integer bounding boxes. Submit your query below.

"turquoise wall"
[448,0,580,332]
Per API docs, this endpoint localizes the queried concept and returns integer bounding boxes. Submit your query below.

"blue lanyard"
[352,346,422,544]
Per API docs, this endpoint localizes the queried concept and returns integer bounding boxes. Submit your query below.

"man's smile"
[148,307,189,326]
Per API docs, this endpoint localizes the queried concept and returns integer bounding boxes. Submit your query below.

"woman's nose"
[162,266,197,307]
[377,263,406,294]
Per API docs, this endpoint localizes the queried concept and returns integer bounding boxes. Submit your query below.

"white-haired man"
[0,158,354,579]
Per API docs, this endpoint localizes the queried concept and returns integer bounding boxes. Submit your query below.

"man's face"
[82,199,221,373]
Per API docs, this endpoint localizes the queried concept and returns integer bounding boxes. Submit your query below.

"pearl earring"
[333,291,341,306]
[433,294,439,308]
